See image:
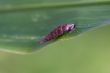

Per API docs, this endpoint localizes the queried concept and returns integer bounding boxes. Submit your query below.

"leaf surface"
[0,0,110,53]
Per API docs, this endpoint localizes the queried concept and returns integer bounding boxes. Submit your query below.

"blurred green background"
[0,25,110,73]
[0,0,110,73]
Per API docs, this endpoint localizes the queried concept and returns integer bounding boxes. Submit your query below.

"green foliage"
[0,0,110,73]
[0,0,110,53]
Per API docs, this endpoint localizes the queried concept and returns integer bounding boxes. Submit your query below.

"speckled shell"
[39,24,75,44]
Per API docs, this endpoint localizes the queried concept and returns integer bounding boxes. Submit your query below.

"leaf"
[0,0,110,54]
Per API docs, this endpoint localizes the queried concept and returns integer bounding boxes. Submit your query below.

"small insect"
[39,23,76,44]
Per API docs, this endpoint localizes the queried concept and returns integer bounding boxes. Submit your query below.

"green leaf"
[0,0,110,53]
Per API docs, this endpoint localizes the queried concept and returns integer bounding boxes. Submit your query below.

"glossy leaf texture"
[0,0,110,53]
